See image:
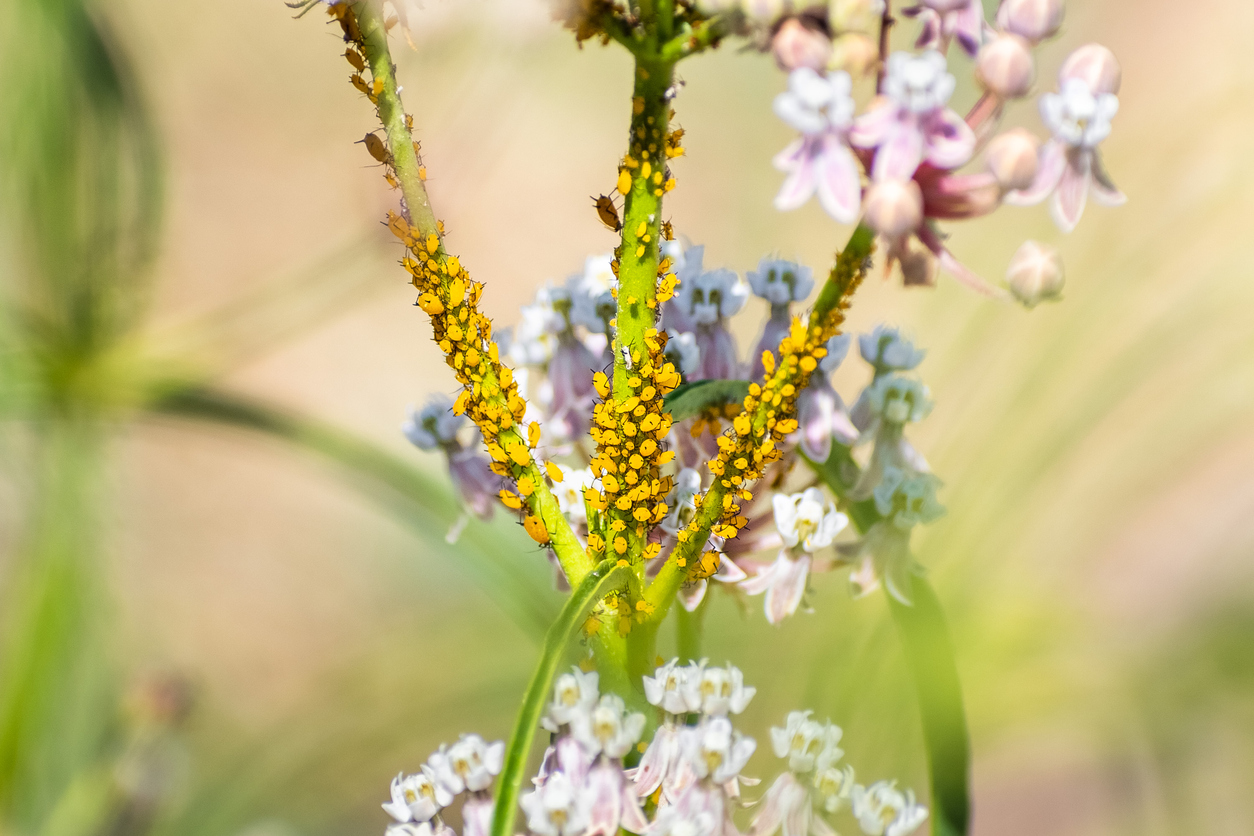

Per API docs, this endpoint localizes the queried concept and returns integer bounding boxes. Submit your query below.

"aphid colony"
[671,246,868,588]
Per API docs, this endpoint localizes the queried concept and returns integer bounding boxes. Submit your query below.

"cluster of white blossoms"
[383,735,506,836]
[382,665,926,836]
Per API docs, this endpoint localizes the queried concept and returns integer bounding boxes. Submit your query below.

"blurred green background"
[1,1,1252,836]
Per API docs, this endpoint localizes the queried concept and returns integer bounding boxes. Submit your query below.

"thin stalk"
[804,445,971,836]
[675,596,707,663]
[490,561,632,836]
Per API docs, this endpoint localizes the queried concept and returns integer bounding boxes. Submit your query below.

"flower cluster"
[383,734,506,836]
[742,0,1123,304]
[379,665,926,836]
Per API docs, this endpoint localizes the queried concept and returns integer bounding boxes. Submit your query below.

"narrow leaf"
[662,379,751,422]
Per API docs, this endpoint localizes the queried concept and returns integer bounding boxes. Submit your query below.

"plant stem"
[803,444,971,836]
[675,595,707,663]
[490,561,632,836]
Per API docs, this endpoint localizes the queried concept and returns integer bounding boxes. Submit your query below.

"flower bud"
[772,17,833,72]
[864,180,922,239]
[742,0,787,22]
[1005,240,1064,307]
[829,0,885,33]
[984,128,1040,190]
[1059,43,1121,95]
[996,0,1064,43]
[830,32,879,77]
[976,34,1035,99]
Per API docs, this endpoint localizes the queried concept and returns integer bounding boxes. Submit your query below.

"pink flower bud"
[1059,43,1121,95]
[772,18,833,72]
[830,32,879,77]
[996,0,1064,43]
[976,34,1035,99]
[984,128,1040,190]
[1005,240,1064,306]
[864,180,922,239]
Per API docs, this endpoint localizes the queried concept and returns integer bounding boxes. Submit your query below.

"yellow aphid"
[762,350,776,375]
[345,49,366,72]
[371,78,384,97]
[506,442,531,467]
[658,450,675,465]
[592,194,621,232]
[523,515,550,545]
[641,161,652,179]
[517,476,535,497]
[544,461,564,482]
[800,355,817,372]
[417,292,444,315]
[733,414,752,436]
[498,490,523,510]
[613,536,628,555]
[418,166,427,181]
[593,372,611,399]
[528,422,541,447]
[350,73,372,98]
[617,169,632,196]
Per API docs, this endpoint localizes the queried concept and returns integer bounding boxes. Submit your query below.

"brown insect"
[592,194,621,232]
[358,132,390,164]
[345,48,365,73]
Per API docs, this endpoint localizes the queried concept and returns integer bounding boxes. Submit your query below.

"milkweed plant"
[290,2,1124,836]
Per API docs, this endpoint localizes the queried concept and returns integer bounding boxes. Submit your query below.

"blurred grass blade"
[886,577,971,836]
[491,561,629,836]
[806,445,971,836]
[150,383,559,638]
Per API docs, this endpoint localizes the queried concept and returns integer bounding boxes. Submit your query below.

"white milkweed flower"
[402,396,464,450]
[643,659,701,716]
[769,711,844,774]
[814,763,857,814]
[430,734,505,795]
[873,467,945,530]
[1007,45,1125,232]
[386,823,451,836]
[773,69,862,223]
[568,254,617,333]
[677,269,749,326]
[664,329,700,378]
[858,326,925,375]
[382,768,453,823]
[747,258,814,306]
[507,286,566,367]
[851,50,975,183]
[550,466,596,527]
[693,663,757,716]
[682,716,757,785]
[862,374,932,426]
[661,469,703,536]
[545,668,600,729]
[850,781,929,836]
[572,694,647,760]
[773,488,848,553]
[520,771,588,836]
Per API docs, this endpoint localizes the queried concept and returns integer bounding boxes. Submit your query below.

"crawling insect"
[357,132,390,164]
[620,343,633,370]
[592,194,622,232]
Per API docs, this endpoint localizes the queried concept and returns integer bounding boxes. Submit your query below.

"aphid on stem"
[592,194,622,232]
[358,132,391,165]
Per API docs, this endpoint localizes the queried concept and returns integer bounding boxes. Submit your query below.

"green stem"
[675,595,706,663]
[804,445,971,836]
[490,561,631,836]
[353,2,436,241]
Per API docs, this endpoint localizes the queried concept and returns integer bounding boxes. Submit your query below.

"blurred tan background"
[5,0,1254,835]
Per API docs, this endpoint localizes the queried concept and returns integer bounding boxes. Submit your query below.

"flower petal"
[1051,148,1092,232]
[815,136,864,223]
[1005,138,1065,206]
[774,148,819,211]
[1089,150,1127,207]
[772,137,807,172]
[764,554,810,625]
[922,108,976,171]
[871,120,926,182]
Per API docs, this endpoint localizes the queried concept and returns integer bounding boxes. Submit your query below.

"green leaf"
[662,379,751,422]
[490,561,630,836]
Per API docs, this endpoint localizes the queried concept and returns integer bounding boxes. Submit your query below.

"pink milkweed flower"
[404,399,498,527]
[585,758,650,836]
[773,68,863,224]
[1006,74,1124,232]
[461,797,494,836]
[677,552,748,613]
[796,335,858,463]
[851,51,975,183]
[902,0,986,58]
